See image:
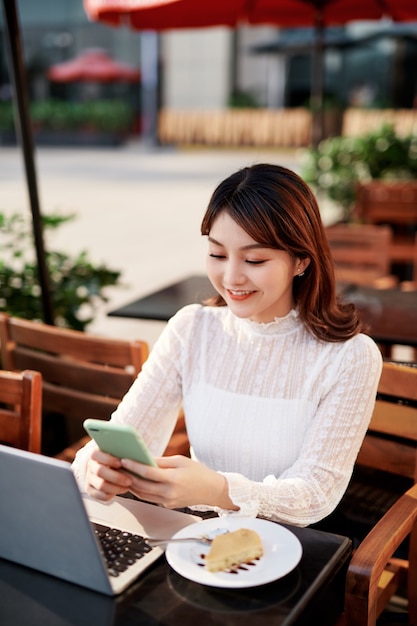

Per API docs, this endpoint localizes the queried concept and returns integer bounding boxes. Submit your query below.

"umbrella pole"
[2,0,54,325]
[310,10,325,148]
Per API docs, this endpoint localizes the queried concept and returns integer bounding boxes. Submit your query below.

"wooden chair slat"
[370,400,417,441]
[378,361,417,400]
[0,369,42,454]
[356,436,416,480]
[13,346,135,397]
[2,316,148,369]
[43,383,120,418]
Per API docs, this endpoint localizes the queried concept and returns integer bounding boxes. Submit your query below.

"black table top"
[0,523,351,626]
[109,275,216,322]
[108,274,417,348]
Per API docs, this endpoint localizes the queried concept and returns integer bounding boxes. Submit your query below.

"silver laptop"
[0,444,198,595]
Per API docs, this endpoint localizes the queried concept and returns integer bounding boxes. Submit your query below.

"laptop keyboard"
[93,522,154,578]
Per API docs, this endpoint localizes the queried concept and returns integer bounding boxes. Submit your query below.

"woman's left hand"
[120,455,238,511]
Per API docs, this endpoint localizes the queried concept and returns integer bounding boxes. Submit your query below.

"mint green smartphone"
[83,419,157,468]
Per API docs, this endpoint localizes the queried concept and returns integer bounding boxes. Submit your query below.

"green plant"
[30,99,134,133]
[0,211,122,330]
[0,102,15,132]
[0,99,135,135]
[228,90,260,108]
[301,124,417,219]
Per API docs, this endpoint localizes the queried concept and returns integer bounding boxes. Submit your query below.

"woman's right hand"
[85,446,133,502]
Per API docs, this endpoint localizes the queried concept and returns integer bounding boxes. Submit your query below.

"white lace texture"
[73,304,382,526]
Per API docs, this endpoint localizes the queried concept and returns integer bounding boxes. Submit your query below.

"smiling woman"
[206,212,308,322]
[201,163,355,340]
[72,163,382,529]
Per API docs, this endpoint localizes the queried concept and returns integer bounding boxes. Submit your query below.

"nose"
[223,259,246,287]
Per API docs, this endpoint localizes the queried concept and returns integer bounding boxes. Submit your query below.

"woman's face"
[206,212,308,323]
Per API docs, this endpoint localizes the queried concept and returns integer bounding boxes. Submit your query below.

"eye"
[246,259,266,265]
[209,253,226,259]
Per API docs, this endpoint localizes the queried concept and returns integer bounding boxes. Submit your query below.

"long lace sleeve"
[72,310,190,489]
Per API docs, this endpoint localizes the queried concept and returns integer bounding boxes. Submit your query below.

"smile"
[226,289,256,300]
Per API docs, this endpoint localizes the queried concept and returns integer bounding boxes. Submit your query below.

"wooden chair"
[316,361,417,625]
[326,223,397,288]
[0,314,189,461]
[0,368,42,454]
[354,181,417,280]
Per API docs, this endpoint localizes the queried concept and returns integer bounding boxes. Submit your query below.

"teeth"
[229,290,252,295]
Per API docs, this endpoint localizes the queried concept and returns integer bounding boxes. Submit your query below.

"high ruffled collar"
[237,308,301,336]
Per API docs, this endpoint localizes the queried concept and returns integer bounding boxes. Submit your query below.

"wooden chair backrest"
[0,368,42,454]
[355,361,417,482]
[0,313,149,451]
[326,223,395,286]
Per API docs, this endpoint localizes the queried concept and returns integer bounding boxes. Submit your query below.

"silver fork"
[145,535,213,547]
[146,528,229,547]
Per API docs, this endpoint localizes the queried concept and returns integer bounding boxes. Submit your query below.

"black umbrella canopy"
[251,21,417,115]
[250,22,417,54]
[250,29,382,55]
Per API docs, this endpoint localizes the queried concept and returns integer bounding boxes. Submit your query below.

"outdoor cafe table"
[0,519,351,626]
[108,274,417,356]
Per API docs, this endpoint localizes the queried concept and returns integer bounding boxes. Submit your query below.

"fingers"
[154,455,187,468]
[85,451,133,501]
[120,458,175,506]
[90,447,123,469]
[120,458,163,480]
[120,456,210,509]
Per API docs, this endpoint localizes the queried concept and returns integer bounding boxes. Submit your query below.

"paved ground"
[1,140,329,346]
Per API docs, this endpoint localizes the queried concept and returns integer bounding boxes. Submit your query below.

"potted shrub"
[300,123,417,221]
[0,211,122,330]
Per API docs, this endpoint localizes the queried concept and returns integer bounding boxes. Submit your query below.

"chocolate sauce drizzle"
[197,553,261,574]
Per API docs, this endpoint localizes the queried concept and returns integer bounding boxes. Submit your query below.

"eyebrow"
[208,236,269,251]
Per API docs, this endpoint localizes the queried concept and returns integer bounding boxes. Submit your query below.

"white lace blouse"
[72,304,382,526]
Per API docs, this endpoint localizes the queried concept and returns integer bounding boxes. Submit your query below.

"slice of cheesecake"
[205,528,264,573]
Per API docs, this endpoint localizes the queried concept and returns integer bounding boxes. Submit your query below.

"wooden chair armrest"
[345,483,417,626]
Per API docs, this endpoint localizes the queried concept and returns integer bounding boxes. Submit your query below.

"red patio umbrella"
[83,0,417,146]
[47,48,141,83]
[83,0,417,30]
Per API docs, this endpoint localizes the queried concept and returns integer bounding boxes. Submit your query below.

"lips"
[226,289,256,301]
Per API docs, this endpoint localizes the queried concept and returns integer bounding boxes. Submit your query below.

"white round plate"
[165,517,302,588]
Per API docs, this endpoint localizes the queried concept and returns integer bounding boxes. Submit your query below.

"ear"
[294,257,311,277]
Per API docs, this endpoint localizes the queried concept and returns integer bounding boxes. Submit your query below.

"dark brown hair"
[201,163,362,342]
